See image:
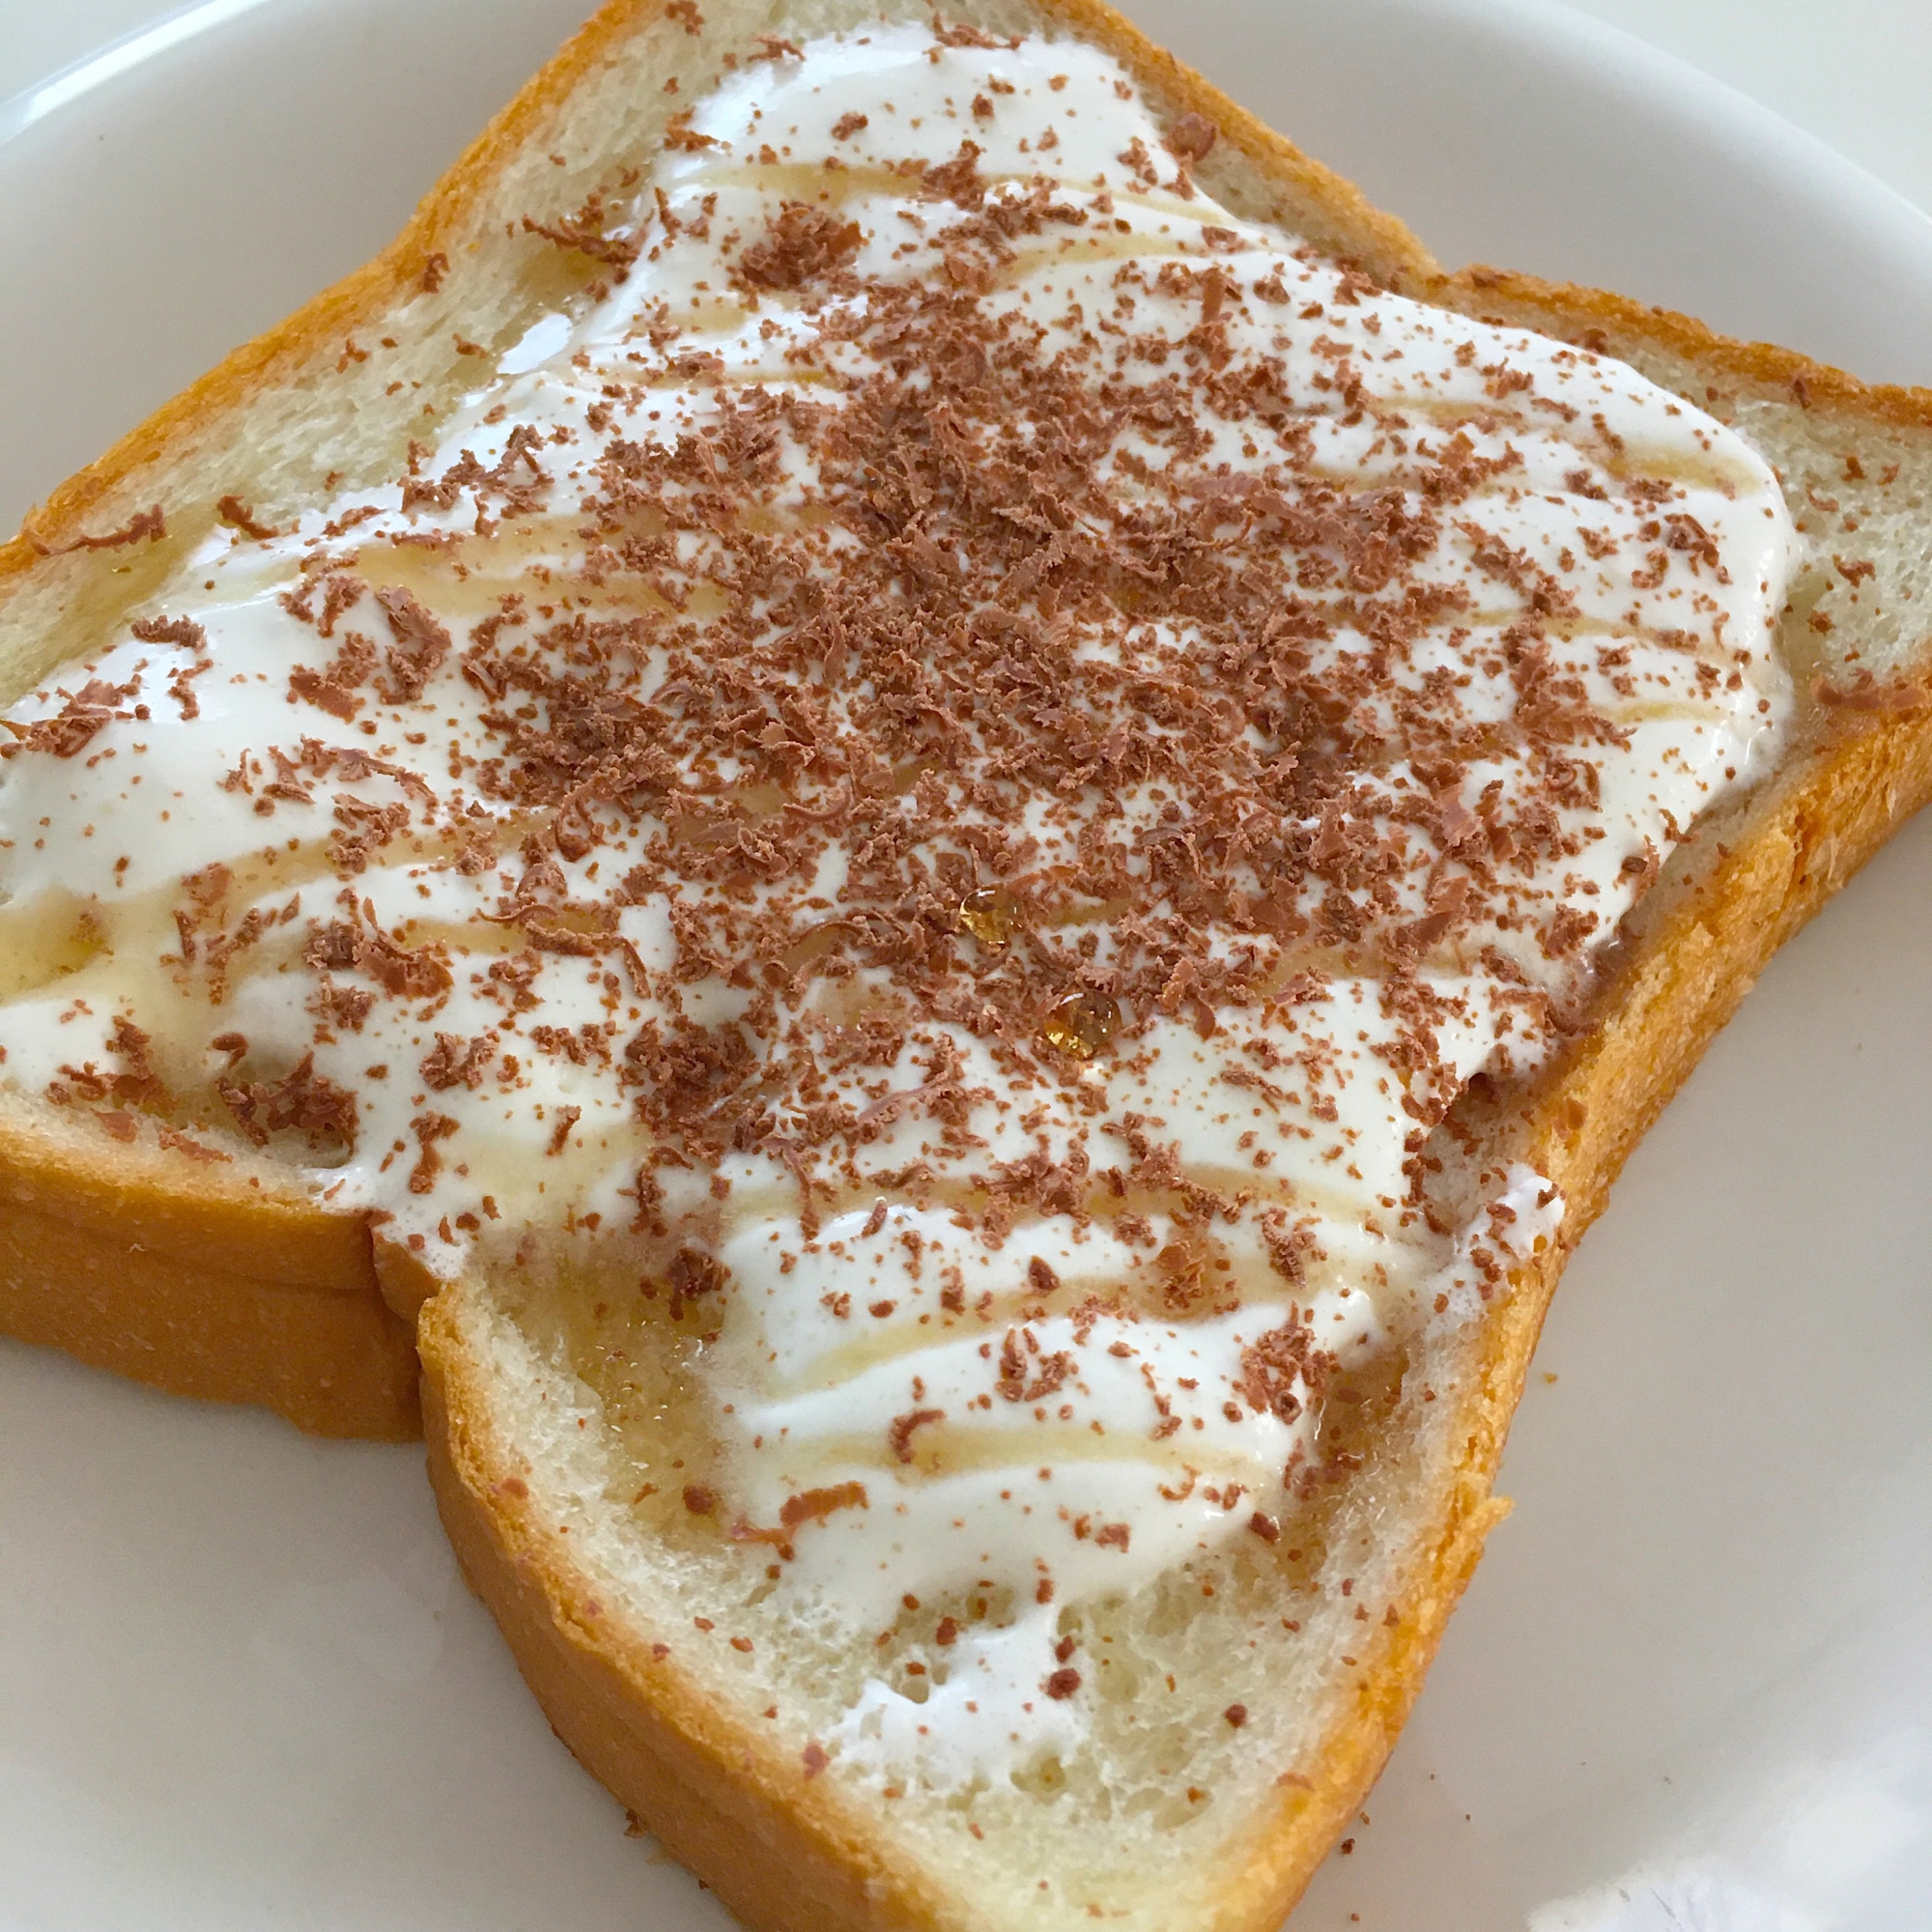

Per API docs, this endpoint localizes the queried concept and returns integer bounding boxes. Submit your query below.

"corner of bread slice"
[0,1096,418,1437]
[421,1254,1525,1932]
[1435,264,1932,697]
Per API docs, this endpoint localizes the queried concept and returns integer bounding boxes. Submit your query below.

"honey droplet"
[1039,990,1122,1060]
[957,886,1018,949]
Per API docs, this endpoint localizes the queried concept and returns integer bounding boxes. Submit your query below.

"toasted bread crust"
[0,1112,418,1435]
[1440,264,1932,434]
[0,1200,418,1436]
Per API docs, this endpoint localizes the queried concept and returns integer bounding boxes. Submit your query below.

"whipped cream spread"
[0,21,1797,1781]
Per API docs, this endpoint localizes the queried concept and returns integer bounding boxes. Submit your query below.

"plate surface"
[2,3,1930,1927]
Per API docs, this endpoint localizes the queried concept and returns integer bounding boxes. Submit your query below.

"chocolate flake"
[30,505,165,557]
[218,1054,359,1152]
[735,202,864,292]
[216,496,278,540]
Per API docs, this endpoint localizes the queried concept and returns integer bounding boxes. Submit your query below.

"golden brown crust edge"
[1439,265,1932,432]
[0,1203,420,1438]
[0,1113,419,1436]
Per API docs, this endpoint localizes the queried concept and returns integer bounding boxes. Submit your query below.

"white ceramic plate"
[3,4,1930,1927]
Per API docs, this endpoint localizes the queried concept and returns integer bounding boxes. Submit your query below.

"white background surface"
[2,5,1930,1932]
[8,0,1932,215]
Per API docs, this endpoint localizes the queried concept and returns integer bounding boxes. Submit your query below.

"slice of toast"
[4,0,1931,1926]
